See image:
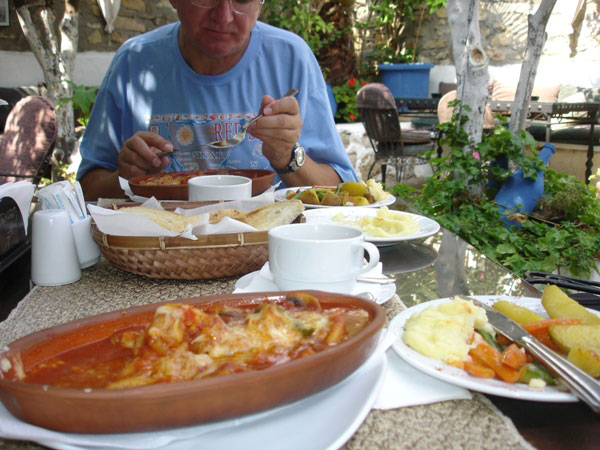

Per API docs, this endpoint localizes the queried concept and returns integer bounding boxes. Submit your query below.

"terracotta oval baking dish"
[129,169,275,200]
[0,291,384,433]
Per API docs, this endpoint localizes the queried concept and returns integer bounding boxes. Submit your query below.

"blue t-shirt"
[77,21,358,187]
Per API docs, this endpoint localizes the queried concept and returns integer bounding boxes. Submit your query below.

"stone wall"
[401,1,599,66]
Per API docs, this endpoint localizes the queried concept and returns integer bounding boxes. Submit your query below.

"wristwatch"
[276,143,305,175]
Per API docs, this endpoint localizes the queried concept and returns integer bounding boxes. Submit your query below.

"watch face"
[294,146,305,167]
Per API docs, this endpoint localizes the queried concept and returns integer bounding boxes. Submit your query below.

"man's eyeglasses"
[191,0,264,16]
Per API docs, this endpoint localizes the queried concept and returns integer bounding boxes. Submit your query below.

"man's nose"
[211,0,235,22]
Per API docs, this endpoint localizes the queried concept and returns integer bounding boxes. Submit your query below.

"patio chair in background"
[356,83,434,185]
[0,96,57,186]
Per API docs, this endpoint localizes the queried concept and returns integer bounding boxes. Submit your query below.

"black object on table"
[0,196,31,321]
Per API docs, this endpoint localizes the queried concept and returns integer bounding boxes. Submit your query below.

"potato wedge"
[299,189,320,205]
[339,182,369,197]
[352,196,369,206]
[541,285,600,324]
[548,324,600,353]
[321,190,342,206]
[567,347,600,377]
[492,301,545,325]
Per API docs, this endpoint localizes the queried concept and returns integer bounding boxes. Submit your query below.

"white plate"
[303,207,440,245]
[235,270,397,305]
[275,186,396,209]
[34,354,387,450]
[388,295,600,402]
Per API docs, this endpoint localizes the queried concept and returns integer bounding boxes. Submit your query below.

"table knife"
[461,295,600,414]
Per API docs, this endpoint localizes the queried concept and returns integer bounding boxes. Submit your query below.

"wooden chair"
[0,96,57,186]
[356,83,433,185]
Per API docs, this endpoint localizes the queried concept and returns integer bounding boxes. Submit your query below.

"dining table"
[0,198,598,450]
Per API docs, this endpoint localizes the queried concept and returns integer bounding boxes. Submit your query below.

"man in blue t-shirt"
[77,0,358,200]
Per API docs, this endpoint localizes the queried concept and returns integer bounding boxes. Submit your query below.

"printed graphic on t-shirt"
[148,112,270,172]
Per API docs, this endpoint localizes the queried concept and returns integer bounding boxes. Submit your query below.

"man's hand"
[118,131,173,179]
[248,94,302,171]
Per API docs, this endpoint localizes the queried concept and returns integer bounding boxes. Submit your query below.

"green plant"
[261,1,338,58]
[57,81,98,127]
[332,77,367,123]
[358,0,446,66]
[392,103,600,279]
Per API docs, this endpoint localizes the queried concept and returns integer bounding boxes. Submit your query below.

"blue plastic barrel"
[378,63,434,98]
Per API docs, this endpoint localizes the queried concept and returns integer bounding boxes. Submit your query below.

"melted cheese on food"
[107,301,347,389]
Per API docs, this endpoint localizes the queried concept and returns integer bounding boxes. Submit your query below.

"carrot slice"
[469,341,501,367]
[464,359,495,378]
[469,341,527,383]
[495,362,528,383]
[501,343,527,370]
[522,318,583,335]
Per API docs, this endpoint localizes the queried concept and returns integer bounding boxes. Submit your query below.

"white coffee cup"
[71,215,101,269]
[188,175,252,201]
[31,209,82,286]
[268,223,380,294]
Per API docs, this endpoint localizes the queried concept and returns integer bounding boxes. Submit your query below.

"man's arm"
[250,94,341,186]
[79,168,124,201]
[79,131,173,200]
[275,150,342,186]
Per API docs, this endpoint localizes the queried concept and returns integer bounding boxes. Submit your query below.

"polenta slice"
[541,285,600,324]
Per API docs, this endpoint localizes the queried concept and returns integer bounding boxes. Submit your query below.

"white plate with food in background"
[388,295,600,402]
[303,207,440,245]
[275,186,396,209]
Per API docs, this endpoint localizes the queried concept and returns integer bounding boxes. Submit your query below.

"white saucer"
[234,270,396,305]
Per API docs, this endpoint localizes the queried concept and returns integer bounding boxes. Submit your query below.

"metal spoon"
[208,88,298,149]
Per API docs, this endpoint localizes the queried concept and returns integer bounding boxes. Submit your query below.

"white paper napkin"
[0,180,35,234]
[88,189,277,240]
[373,345,472,409]
[233,261,395,304]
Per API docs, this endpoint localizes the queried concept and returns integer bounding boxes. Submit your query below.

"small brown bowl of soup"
[129,169,275,200]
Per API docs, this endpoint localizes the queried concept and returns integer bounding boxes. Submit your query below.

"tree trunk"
[509,0,558,135]
[447,0,489,151]
[16,1,80,173]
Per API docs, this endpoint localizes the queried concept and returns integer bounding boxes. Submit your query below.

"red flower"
[348,77,357,87]
[361,81,367,87]
[349,113,355,121]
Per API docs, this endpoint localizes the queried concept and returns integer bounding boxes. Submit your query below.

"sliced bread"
[119,207,203,233]
[242,200,305,231]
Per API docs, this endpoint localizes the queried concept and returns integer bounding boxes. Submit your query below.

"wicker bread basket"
[91,201,268,280]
